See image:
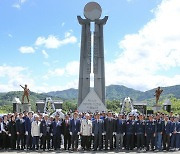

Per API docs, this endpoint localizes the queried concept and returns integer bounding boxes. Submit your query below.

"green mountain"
[45,85,180,101]
[0,85,179,106]
[45,88,78,100]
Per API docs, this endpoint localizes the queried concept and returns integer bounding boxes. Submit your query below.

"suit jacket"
[16,118,25,134]
[51,120,62,136]
[80,119,92,136]
[92,119,104,135]
[115,119,125,134]
[163,120,172,135]
[145,120,156,134]
[70,118,81,134]
[8,121,16,136]
[172,121,180,133]
[62,119,70,136]
[135,120,145,134]
[31,121,40,137]
[104,118,114,134]
[40,120,51,135]
[125,120,135,135]
[25,117,32,134]
[155,120,164,133]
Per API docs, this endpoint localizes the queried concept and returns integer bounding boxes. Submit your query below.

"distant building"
[133,101,147,114]
[163,99,172,112]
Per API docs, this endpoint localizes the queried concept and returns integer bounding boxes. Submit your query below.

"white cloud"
[8,34,13,38]
[19,46,35,54]
[0,65,35,92]
[42,50,49,59]
[65,61,79,76]
[43,61,79,80]
[35,31,77,49]
[105,0,180,91]
[12,4,21,9]
[12,0,27,9]
[61,22,65,27]
[43,62,50,67]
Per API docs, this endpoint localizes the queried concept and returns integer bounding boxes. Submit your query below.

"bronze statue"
[20,84,30,104]
[154,87,163,105]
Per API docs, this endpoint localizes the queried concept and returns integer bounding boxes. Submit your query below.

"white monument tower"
[77,2,108,112]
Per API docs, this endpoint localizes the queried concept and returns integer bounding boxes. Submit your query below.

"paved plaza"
[0,149,179,154]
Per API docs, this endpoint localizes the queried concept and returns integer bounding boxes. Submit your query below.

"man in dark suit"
[25,112,33,150]
[135,114,145,151]
[145,115,156,151]
[16,113,25,150]
[92,113,104,151]
[104,111,114,150]
[115,113,125,150]
[162,115,172,151]
[70,112,81,151]
[125,114,135,150]
[155,114,164,151]
[62,114,71,150]
[51,114,62,150]
[8,115,17,150]
[40,114,51,151]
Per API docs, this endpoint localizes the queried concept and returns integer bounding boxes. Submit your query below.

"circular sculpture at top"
[84,2,102,21]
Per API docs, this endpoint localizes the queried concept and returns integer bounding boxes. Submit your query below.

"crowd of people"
[0,110,180,152]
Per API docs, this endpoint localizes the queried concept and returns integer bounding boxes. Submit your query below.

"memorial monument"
[77,2,107,112]
[13,84,32,112]
[152,87,163,112]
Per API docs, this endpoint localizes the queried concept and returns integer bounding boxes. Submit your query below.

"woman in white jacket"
[31,115,40,150]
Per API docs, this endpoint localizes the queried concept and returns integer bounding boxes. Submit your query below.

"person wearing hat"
[80,113,92,151]
[125,114,135,150]
[16,113,25,150]
[40,114,51,151]
[145,114,156,151]
[31,115,41,150]
[92,113,104,151]
[70,112,81,151]
[135,114,145,151]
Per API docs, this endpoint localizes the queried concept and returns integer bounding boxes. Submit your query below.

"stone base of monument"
[22,103,31,112]
[78,89,107,113]
[152,105,162,113]
[13,103,31,113]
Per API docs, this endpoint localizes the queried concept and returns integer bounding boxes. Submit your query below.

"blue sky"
[0,0,180,92]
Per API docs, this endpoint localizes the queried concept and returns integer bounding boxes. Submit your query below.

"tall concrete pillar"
[77,2,108,112]
[77,16,91,107]
[94,17,108,105]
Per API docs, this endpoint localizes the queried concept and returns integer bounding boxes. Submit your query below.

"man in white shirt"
[80,113,92,150]
[31,115,40,150]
